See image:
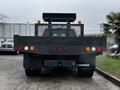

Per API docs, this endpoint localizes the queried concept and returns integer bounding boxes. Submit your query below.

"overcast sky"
[0,0,120,32]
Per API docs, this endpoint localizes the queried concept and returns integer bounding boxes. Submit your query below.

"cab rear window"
[38,24,81,37]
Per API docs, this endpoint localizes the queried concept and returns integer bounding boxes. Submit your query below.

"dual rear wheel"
[77,67,94,77]
[25,69,41,76]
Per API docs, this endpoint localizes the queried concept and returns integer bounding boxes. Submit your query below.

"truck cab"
[14,13,106,77]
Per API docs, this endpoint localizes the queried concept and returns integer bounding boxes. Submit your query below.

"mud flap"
[23,53,42,70]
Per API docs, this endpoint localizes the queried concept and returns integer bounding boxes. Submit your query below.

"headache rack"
[43,13,76,22]
[35,13,84,37]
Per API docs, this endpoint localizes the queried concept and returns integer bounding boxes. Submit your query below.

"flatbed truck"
[14,13,106,77]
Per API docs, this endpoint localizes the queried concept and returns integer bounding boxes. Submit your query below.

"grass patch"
[96,55,120,79]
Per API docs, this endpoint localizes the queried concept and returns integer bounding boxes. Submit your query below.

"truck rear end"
[14,13,106,77]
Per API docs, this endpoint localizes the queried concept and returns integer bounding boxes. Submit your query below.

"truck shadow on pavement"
[25,68,93,80]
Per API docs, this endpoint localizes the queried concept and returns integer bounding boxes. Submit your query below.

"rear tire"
[77,69,94,77]
[25,69,41,76]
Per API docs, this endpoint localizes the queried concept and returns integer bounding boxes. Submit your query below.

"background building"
[0,23,34,39]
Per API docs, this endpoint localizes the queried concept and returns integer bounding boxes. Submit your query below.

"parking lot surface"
[0,55,119,90]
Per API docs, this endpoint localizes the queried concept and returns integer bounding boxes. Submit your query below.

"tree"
[0,12,8,23]
[0,12,8,39]
[102,12,120,53]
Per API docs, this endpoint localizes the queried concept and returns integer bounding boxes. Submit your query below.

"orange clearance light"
[78,21,81,24]
[30,46,35,51]
[37,20,41,24]
[85,47,91,52]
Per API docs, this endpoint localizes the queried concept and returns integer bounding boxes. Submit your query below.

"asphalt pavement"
[0,55,119,90]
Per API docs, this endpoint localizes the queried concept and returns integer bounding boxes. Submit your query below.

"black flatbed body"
[14,35,106,55]
[14,13,106,77]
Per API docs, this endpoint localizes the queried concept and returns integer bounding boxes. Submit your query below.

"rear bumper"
[23,53,96,70]
[0,48,15,52]
[0,48,19,54]
[77,65,95,70]
[44,60,76,68]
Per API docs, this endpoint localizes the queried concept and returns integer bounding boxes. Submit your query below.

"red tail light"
[58,48,62,51]
[53,48,69,51]
[53,48,57,51]
[96,47,106,52]
[64,48,68,51]
[18,45,24,51]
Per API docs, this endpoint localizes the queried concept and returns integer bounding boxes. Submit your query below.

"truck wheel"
[25,69,41,76]
[77,69,94,77]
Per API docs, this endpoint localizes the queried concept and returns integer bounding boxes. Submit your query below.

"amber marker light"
[78,21,81,24]
[29,46,35,51]
[85,47,91,52]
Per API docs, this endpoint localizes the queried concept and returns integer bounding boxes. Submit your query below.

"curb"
[96,68,120,87]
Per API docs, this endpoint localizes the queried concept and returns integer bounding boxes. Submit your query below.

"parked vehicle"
[109,44,118,53]
[0,39,19,54]
[14,13,106,77]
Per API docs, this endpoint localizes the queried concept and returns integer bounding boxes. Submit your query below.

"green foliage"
[102,23,111,35]
[96,56,120,79]
[102,12,120,52]
[102,12,120,34]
